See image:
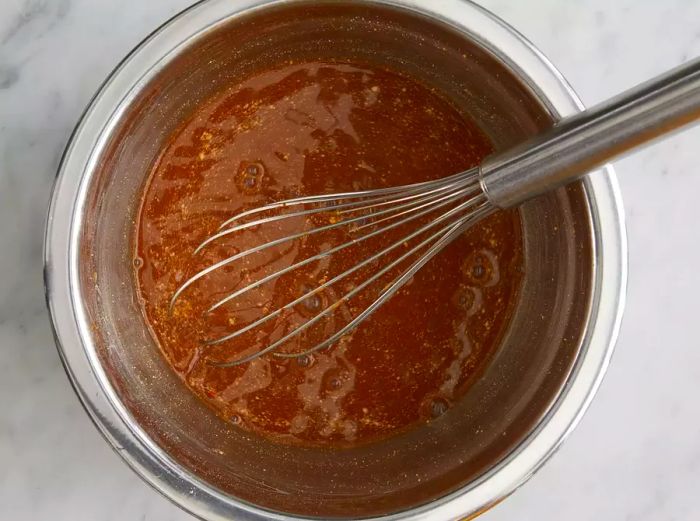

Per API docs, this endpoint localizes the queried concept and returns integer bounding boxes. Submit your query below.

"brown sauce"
[135,60,523,447]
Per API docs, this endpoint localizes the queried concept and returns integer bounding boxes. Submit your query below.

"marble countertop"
[1,1,699,519]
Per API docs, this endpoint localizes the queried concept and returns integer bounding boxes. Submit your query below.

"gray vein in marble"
[1,0,72,45]
[0,64,20,89]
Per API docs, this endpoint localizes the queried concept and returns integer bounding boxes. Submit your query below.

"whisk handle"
[480,57,700,208]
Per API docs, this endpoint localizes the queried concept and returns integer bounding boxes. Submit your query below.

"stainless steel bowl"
[45,1,626,519]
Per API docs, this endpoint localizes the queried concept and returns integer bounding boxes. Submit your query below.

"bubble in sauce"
[303,293,322,312]
[296,354,314,367]
[452,285,475,310]
[322,368,347,392]
[430,397,450,418]
[463,249,500,287]
[290,414,309,434]
[298,283,324,317]
[237,161,265,193]
[341,420,358,440]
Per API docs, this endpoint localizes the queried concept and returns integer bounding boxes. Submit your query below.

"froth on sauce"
[135,60,523,447]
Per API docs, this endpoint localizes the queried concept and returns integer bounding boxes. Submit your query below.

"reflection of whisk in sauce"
[135,60,523,445]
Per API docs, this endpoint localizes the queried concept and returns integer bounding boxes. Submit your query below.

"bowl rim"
[44,0,627,519]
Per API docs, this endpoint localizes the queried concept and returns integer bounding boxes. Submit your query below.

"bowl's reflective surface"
[45,1,626,519]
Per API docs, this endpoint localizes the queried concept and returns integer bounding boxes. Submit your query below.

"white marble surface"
[1,0,699,519]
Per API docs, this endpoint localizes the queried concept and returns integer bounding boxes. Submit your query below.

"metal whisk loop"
[194,169,478,253]
[169,167,490,365]
[205,187,482,315]
[274,203,493,361]
[213,168,477,231]
[206,189,486,344]
[169,169,479,309]
[214,199,491,367]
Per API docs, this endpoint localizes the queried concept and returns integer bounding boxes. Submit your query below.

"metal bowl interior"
[45,1,626,520]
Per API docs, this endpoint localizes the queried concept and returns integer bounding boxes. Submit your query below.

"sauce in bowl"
[135,60,523,446]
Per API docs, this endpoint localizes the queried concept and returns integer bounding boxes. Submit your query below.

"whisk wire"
[206,190,486,346]
[204,186,484,314]
[254,203,492,363]
[209,196,490,366]
[170,171,479,309]
[171,167,493,366]
[195,169,477,254]
[214,168,477,231]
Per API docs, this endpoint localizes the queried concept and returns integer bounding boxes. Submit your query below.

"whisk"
[171,58,700,366]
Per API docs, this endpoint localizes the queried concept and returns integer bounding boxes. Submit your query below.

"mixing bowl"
[45,1,627,519]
